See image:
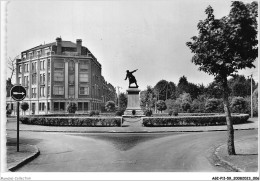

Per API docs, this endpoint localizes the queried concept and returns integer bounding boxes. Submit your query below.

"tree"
[205,99,223,113]
[8,55,19,80]
[186,1,258,155]
[6,78,13,97]
[118,93,127,110]
[176,76,189,97]
[156,100,167,113]
[21,102,29,115]
[67,102,77,113]
[105,101,116,112]
[154,80,176,101]
[140,86,155,110]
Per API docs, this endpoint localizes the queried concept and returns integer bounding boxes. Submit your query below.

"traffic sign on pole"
[10,85,27,152]
[11,85,26,101]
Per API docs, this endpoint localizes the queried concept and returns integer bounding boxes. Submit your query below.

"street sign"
[10,85,26,152]
[11,85,26,101]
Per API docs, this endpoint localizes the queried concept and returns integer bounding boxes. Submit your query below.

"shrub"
[89,111,96,117]
[144,109,153,116]
[115,109,125,116]
[231,97,247,113]
[20,116,122,127]
[67,102,77,113]
[181,101,191,112]
[132,110,136,115]
[6,109,12,117]
[156,100,167,113]
[169,110,173,116]
[21,102,29,113]
[95,110,100,115]
[205,99,223,113]
[105,101,116,112]
[142,114,249,127]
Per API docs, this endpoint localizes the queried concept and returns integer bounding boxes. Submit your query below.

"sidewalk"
[5,137,40,172]
[215,135,258,172]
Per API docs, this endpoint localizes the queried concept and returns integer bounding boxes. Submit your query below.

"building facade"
[6,37,116,115]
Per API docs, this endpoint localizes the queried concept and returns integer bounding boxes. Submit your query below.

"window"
[47,86,50,96]
[22,53,27,59]
[60,102,65,111]
[53,86,64,95]
[79,86,89,95]
[40,60,45,70]
[84,102,88,111]
[80,61,89,70]
[54,62,64,69]
[54,102,59,111]
[32,88,36,98]
[78,102,83,111]
[69,74,74,84]
[39,103,45,111]
[31,62,37,72]
[47,73,50,84]
[18,77,21,85]
[32,74,37,84]
[69,61,74,71]
[40,74,45,84]
[29,52,33,59]
[47,59,50,69]
[24,64,29,72]
[24,76,29,87]
[69,86,74,96]
[54,71,64,81]
[40,87,45,97]
[18,65,22,73]
[37,50,41,57]
[47,102,50,111]
[79,73,88,82]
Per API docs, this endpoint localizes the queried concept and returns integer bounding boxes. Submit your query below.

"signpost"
[10,85,26,152]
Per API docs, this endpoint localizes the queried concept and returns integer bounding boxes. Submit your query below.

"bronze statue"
[125,69,139,88]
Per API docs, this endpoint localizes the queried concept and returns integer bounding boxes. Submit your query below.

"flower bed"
[142,114,249,127]
[20,116,122,127]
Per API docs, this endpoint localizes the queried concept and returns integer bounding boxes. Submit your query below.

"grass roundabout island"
[19,112,250,127]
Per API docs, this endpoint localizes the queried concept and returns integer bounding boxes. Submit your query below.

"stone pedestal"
[123,88,144,117]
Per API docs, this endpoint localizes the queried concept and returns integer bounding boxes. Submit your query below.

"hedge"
[20,117,122,127]
[142,114,249,127]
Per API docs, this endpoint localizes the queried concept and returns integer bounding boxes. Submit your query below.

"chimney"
[76,39,82,55]
[56,37,62,55]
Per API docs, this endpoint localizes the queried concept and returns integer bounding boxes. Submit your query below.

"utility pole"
[248,74,253,118]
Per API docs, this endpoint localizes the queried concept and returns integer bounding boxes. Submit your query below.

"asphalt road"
[6,129,257,172]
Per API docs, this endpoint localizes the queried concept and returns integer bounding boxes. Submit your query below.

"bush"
[115,109,125,116]
[231,97,247,113]
[20,116,122,127]
[67,102,77,113]
[181,101,191,112]
[142,114,249,127]
[21,102,29,113]
[105,101,116,112]
[132,110,136,115]
[144,109,153,116]
[89,111,96,117]
[205,99,223,113]
[156,100,167,113]
[95,110,100,116]
[6,109,12,116]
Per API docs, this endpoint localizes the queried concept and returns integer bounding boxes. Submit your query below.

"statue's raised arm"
[125,69,139,88]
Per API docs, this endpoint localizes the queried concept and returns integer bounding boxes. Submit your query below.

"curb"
[6,127,257,134]
[214,144,244,172]
[8,145,40,172]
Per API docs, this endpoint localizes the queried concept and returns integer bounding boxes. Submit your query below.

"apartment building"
[6,37,116,114]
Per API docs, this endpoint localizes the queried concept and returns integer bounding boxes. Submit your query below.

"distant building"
[6,37,116,115]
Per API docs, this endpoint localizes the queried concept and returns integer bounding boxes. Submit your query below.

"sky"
[4,0,258,92]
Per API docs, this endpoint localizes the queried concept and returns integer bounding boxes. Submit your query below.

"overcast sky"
[4,0,258,92]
